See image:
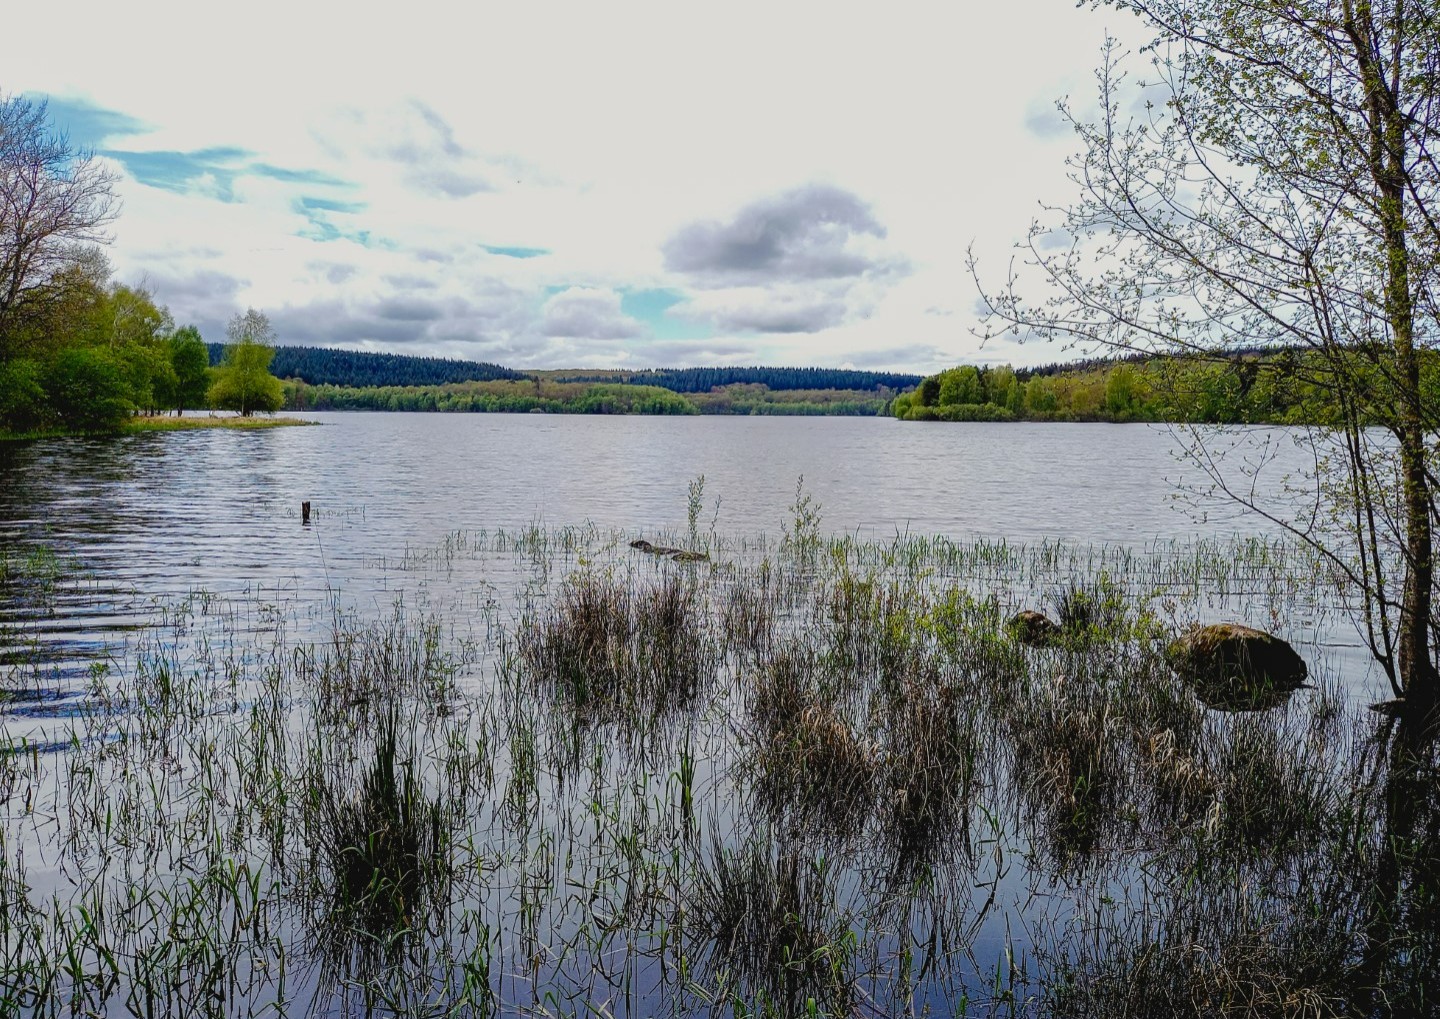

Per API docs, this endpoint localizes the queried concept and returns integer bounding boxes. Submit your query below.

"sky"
[2,0,1146,374]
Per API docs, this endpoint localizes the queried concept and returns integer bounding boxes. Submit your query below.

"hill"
[539,366,921,393]
[207,344,525,388]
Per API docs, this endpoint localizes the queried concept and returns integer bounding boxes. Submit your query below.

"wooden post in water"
[302,501,311,525]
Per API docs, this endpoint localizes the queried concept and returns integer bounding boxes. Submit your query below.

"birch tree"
[974,1,1440,726]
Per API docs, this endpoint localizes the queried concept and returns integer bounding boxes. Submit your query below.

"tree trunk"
[1350,0,1438,728]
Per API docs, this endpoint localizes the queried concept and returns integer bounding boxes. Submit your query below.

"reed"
[0,521,1427,1015]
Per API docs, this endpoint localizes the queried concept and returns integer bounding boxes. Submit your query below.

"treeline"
[545,366,920,394]
[284,378,892,416]
[0,94,295,434]
[207,344,524,388]
[0,94,187,433]
[0,272,217,433]
[892,350,1440,426]
[286,379,698,415]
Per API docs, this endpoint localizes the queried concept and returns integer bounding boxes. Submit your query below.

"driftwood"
[629,539,709,563]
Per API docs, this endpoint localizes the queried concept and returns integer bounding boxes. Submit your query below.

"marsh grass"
[1050,574,1131,643]
[747,644,875,840]
[877,676,980,877]
[720,564,779,662]
[304,603,458,725]
[520,570,713,738]
[301,705,455,978]
[0,523,1429,1016]
[688,835,857,1018]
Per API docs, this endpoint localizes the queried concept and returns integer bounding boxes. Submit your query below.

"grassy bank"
[1,521,1434,1016]
[1,415,317,441]
[122,414,318,433]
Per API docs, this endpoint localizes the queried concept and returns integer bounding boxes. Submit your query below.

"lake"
[2,413,1411,1017]
[0,411,1321,590]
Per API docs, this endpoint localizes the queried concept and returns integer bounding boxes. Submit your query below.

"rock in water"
[1007,610,1062,647]
[1167,623,1309,711]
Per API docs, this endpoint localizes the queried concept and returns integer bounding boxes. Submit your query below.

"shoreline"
[1,415,318,441]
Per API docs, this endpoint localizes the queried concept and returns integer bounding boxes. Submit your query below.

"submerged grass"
[688,835,857,1018]
[0,523,1430,1016]
[301,705,455,976]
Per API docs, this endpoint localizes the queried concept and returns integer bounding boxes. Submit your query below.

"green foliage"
[0,358,46,430]
[209,335,284,416]
[895,349,1426,426]
[43,346,134,431]
[932,402,1016,422]
[937,366,984,406]
[284,378,890,417]
[116,339,173,415]
[166,327,211,414]
[1102,365,1137,419]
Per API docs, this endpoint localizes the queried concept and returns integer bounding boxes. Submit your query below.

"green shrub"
[0,358,48,430]
[43,347,134,431]
[934,402,1015,422]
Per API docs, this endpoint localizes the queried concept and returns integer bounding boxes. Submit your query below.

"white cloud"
[541,287,645,340]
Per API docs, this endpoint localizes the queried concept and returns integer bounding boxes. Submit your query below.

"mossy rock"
[1007,610,1061,647]
[1167,623,1309,711]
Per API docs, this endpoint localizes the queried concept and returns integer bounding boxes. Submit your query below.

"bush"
[0,358,48,430]
[934,402,1016,422]
[43,347,134,431]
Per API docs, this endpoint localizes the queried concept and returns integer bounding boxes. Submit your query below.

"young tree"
[0,93,120,355]
[209,309,283,415]
[165,325,210,415]
[974,2,1440,726]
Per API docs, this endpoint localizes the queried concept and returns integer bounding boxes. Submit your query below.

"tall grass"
[0,524,1427,1016]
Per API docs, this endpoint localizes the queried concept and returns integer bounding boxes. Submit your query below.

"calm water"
[0,412,1317,559]
[0,412,1369,697]
[0,414,1336,673]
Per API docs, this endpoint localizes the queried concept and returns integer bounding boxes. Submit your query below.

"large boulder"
[1167,623,1309,711]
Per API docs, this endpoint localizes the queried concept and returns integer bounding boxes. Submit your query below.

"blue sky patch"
[294,196,369,244]
[484,244,549,259]
[298,196,367,215]
[102,147,250,201]
[251,163,351,187]
[621,288,712,340]
[30,94,147,148]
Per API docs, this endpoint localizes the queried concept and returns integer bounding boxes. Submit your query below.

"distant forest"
[537,366,921,393]
[284,378,893,416]
[206,346,919,395]
[206,344,525,388]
